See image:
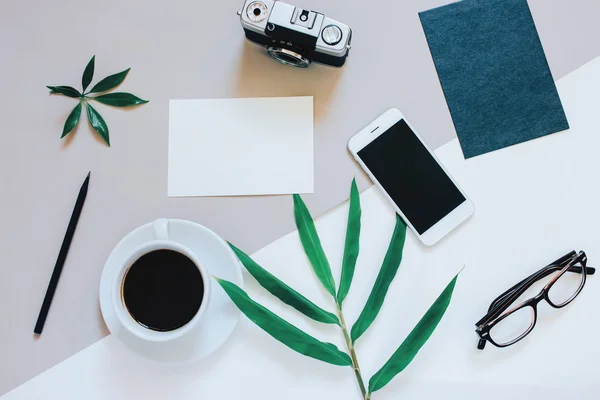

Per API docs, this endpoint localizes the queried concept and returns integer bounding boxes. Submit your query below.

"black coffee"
[122,249,204,332]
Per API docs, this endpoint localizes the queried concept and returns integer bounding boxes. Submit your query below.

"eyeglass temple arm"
[476,252,593,326]
[488,252,595,312]
[489,264,594,312]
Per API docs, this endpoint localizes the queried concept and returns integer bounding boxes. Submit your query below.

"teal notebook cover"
[419,0,569,158]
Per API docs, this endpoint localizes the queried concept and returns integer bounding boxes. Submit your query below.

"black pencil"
[34,172,91,335]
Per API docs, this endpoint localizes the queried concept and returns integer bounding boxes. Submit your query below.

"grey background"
[0,0,598,395]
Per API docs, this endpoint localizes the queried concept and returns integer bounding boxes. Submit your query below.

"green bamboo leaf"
[88,68,130,94]
[351,215,407,343]
[86,102,110,146]
[293,194,337,297]
[46,86,81,98]
[215,277,352,366]
[368,273,459,394]
[337,178,362,304]
[82,55,95,93]
[61,102,82,138]
[229,243,340,325]
[92,92,149,107]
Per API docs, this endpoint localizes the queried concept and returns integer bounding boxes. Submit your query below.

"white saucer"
[99,219,243,365]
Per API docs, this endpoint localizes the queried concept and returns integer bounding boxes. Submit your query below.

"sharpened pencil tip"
[87,171,91,179]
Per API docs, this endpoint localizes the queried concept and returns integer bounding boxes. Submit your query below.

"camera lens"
[253,8,261,16]
[279,54,299,65]
[267,47,311,68]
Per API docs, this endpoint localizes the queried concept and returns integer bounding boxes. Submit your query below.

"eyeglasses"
[475,251,594,350]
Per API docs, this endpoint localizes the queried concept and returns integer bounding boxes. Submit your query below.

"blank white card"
[168,97,314,197]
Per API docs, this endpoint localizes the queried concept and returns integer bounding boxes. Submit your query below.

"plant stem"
[336,303,368,399]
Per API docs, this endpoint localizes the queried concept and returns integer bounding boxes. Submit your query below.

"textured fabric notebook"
[419,0,569,158]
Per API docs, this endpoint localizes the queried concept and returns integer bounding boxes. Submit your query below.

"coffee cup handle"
[153,218,170,240]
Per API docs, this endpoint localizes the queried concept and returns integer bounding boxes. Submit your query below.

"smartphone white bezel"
[348,108,474,246]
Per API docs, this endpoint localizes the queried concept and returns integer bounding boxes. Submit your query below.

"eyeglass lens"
[489,305,535,346]
[487,258,585,346]
[547,259,585,307]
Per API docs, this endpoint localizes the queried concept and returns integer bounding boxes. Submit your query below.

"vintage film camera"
[238,0,352,68]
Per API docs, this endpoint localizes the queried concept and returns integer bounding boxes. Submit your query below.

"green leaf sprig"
[47,56,148,146]
[216,178,461,399]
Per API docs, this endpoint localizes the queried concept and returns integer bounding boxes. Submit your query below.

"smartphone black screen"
[357,119,465,234]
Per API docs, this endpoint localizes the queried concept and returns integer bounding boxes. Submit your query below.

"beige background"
[0,0,598,395]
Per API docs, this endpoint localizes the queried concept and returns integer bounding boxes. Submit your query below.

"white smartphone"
[348,109,474,246]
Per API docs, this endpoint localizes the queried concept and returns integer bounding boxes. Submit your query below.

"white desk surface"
[3,57,600,399]
[0,0,599,395]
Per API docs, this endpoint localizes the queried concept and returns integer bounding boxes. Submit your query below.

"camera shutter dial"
[246,1,269,23]
[322,25,342,45]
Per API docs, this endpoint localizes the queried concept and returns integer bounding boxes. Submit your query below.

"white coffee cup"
[111,218,211,343]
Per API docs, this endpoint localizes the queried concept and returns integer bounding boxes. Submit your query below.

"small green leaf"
[337,178,362,304]
[351,215,407,343]
[293,194,337,297]
[61,102,82,138]
[91,92,149,107]
[215,277,352,366]
[82,55,95,93]
[368,273,459,394]
[86,102,110,146]
[88,68,130,93]
[46,86,81,98]
[229,243,340,325]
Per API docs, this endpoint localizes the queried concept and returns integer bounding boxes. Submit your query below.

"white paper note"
[168,97,314,197]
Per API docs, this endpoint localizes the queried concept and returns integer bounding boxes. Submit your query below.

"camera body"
[238,0,352,68]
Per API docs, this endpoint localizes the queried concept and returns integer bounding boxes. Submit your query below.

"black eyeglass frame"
[475,251,594,350]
